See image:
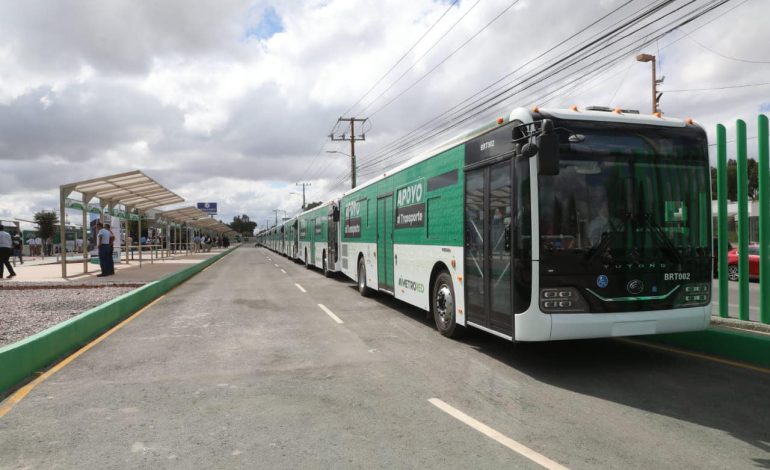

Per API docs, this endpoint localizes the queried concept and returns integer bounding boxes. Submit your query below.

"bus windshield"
[538,121,710,273]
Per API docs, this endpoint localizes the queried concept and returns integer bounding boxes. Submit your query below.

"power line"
[341,0,460,117]
[356,0,483,116]
[366,0,523,118]
[684,31,770,64]
[356,0,732,178]
[663,82,770,92]
[357,0,671,170]
[356,0,688,175]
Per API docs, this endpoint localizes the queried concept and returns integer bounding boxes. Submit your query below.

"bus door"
[293,220,298,258]
[327,205,339,270]
[464,160,513,335]
[309,218,316,264]
[377,194,395,292]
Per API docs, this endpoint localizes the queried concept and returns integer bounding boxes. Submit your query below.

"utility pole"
[296,182,311,209]
[636,53,664,114]
[330,117,367,189]
[273,209,280,226]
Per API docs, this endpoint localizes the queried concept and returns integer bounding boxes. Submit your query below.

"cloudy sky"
[0,0,768,230]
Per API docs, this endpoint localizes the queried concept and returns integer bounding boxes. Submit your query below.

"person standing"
[12,233,23,264]
[34,235,42,257]
[96,222,114,277]
[0,224,16,279]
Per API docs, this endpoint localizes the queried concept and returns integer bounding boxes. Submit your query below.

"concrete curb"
[644,325,770,368]
[0,248,236,397]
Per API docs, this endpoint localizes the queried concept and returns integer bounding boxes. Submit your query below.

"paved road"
[1,247,769,469]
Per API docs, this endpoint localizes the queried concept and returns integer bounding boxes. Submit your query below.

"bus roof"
[341,107,699,198]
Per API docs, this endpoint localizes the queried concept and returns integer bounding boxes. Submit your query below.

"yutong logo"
[396,182,425,229]
[344,200,361,238]
[626,279,644,295]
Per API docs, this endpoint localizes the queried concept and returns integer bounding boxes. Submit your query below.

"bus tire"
[323,253,331,277]
[432,271,464,338]
[358,257,372,297]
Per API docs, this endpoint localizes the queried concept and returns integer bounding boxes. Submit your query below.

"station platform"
[0,249,234,286]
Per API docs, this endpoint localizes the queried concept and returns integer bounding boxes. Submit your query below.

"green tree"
[33,210,59,241]
[711,158,759,201]
[304,201,323,210]
[229,214,257,235]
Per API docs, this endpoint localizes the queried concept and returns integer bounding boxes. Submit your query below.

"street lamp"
[636,53,663,114]
[326,150,356,189]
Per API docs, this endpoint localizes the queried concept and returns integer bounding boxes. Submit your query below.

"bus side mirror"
[537,121,559,176]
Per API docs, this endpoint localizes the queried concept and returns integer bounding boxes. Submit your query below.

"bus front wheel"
[433,271,464,338]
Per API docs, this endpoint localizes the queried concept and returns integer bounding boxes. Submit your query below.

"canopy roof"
[157,206,234,234]
[62,170,183,211]
[156,206,209,223]
[192,217,234,234]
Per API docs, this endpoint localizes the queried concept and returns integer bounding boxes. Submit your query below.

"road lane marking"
[620,338,770,374]
[280,269,287,274]
[428,398,569,470]
[295,283,307,293]
[318,304,344,324]
[274,263,279,268]
[0,295,167,418]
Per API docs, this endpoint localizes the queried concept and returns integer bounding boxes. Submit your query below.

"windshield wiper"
[638,212,683,265]
[583,216,623,265]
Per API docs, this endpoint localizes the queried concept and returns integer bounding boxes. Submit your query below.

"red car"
[727,244,760,281]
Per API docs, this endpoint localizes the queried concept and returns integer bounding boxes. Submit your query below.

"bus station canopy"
[61,170,183,211]
[191,217,234,234]
[156,206,209,223]
[156,207,234,234]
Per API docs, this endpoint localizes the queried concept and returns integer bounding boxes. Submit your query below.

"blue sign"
[596,275,609,289]
[197,202,217,215]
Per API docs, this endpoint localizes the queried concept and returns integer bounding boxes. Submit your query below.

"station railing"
[715,115,770,325]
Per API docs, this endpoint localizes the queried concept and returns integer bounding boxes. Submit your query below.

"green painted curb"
[644,326,770,368]
[0,248,236,397]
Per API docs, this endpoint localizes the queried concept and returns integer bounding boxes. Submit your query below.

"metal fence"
[715,115,770,324]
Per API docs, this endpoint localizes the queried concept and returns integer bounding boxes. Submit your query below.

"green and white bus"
[334,106,712,341]
[297,201,340,276]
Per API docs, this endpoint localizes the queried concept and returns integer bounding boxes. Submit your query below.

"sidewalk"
[1,248,234,286]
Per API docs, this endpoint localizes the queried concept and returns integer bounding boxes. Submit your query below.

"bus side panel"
[392,244,465,324]
[340,241,377,287]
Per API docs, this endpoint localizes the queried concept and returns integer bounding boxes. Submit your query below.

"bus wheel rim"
[436,284,453,329]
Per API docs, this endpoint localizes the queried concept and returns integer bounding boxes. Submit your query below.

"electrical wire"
[663,82,770,92]
[341,0,460,117]
[365,0,524,118]
[355,0,484,116]
[356,0,733,179]
[684,31,770,64]
[356,0,674,172]
[356,0,690,176]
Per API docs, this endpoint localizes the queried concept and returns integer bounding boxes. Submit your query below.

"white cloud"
[0,0,768,227]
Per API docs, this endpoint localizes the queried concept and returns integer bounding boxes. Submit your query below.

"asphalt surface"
[1,246,769,469]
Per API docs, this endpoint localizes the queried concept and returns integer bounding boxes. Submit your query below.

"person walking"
[12,233,23,264]
[0,224,17,279]
[96,222,115,277]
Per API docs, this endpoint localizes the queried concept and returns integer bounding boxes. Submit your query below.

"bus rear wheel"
[358,257,372,297]
[433,271,464,338]
[323,255,331,277]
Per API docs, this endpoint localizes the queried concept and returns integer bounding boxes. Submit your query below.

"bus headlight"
[675,283,710,307]
[539,287,589,313]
